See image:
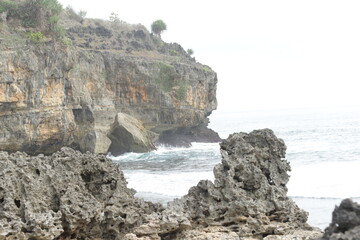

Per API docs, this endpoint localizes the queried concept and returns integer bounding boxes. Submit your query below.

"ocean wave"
[123,170,214,197]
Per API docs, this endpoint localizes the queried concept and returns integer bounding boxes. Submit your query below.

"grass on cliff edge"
[0,0,72,46]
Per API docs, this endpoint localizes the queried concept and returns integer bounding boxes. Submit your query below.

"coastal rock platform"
[0,129,322,239]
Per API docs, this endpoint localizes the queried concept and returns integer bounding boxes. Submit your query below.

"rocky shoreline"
[1,129,341,240]
[1,4,358,239]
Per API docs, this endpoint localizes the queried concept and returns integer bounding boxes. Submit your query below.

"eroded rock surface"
[0,147,159,240]
[0,129,321,239]
[129,129,321,240]
[318,198,360,240]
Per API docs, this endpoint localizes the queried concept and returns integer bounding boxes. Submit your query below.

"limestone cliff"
[0,12,219,155]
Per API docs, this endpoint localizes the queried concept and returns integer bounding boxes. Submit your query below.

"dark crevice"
[14,199,21,208]
[81,172,92,183]
[159,230,179,240]
[222,221,236,227]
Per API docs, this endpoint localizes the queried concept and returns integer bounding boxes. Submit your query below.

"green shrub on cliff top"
[4,0,62,30]
[0,0,18,14]
[187,48,194,56]
[65,5,86,23]
[151,20,167,37]
[109,12,120,23]
[38,0,62,14]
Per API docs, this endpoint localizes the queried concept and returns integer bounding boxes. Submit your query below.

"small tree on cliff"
[151,19,167,37]
[187,48,194,56]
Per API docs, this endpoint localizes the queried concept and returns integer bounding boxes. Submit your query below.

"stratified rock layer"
[318,198,360,240]
[0,18,219,155]
[0,129,321,239]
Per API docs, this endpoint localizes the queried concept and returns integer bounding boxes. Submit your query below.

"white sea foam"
[123,170,214,197]
[108,106,360,228]
[288,160,360,198]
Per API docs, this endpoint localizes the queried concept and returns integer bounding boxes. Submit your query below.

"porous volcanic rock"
[0,129,322,239]
[318,198,360,240]
[0,147,159,240]
[134,129,320,239]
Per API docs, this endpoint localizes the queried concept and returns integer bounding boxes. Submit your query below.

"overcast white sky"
[59,0,360,112]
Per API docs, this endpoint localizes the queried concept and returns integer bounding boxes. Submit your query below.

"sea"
[110,105,360,230]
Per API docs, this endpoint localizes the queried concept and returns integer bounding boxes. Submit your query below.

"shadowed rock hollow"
[0,129,321,239]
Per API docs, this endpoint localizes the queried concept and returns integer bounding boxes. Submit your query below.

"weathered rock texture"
[0,129,321,239]
[0,147,159,240]
[318,198,360,240]
[159,129,320,239]
[0,15,220,155]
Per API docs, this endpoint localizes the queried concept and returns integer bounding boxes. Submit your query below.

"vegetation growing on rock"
[27,30,46,43]
[109,11,120,23]
[155,62,176,92]
[0,0,18,14]
[4,0,62,29]
[0,2,219,154]
[151,19,167,37]
[64,5,86,23]
[0,0,68,43]
[187,48,194,55]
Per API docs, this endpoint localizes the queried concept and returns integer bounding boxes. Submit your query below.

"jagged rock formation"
[139,129,320,239]
[318,198,360,240]
[0,147,159,239]
[0,13,220,155]
[0,129,322,239]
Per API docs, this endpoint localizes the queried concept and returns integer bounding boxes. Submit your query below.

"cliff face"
[0,18,219,154]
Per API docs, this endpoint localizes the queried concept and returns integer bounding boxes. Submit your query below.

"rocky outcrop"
[156,123,221,147]
[0,147,159,239]
[0,129,321,239]
[318,198,360,240]
[0,14,219,155]
[153,129,319,239]
[108,112,156,155]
